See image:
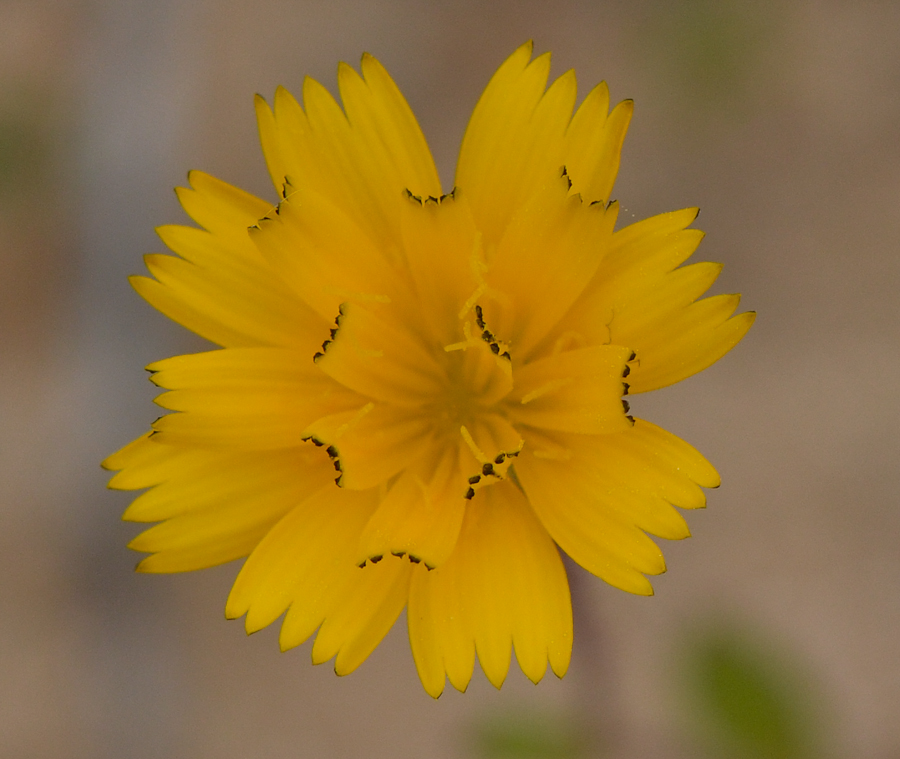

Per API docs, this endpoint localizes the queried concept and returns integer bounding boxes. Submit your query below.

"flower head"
[103,43,754,697]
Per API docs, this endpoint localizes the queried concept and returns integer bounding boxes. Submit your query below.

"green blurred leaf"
[679,621,825,759]
[473,710,588,759]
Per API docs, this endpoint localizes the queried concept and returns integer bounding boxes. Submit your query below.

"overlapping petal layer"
[105,42,752,697]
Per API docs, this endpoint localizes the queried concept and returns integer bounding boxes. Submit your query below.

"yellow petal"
[263,67,440,249]
[103,432,167,485]
[340,54,441,197]
[550,207,753,391]
[621,296,756,393]
[248,184,403,322]
[311,557,412,675]
[515,420,719,595]
[175,170,272,235]
[507,345,633,434]
[122,446,328,524]
[399,189,480,345]
[485,176,618,359]
[254,93,287,192]
[357,441,467,570]
[226,486,379,634]
[408,481,571,697]
[152,223,325,350]
[564,85,633,205]
[302,404,433,490]
[312,301,445,407]
[457,44,577,248]
[148,348,364,450]
[547,208,704,349]
[134,248,319,349]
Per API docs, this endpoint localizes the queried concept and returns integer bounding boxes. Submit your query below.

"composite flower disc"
[103,42,754,697]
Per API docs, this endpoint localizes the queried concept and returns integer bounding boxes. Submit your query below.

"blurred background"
[2,0,899,756]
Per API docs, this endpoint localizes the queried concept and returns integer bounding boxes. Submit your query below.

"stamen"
[520,377,573,405]
[551,331,587,355]
[459,425,523,500]
[444,321,475,352]
[460,425,488,464]
[533,446,573,461]
[459,283,486,320]
[334,402,375,438]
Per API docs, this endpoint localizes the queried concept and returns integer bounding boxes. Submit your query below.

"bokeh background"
[2,1,899,757]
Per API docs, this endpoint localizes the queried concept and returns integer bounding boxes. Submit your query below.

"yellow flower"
[103,42,754,697]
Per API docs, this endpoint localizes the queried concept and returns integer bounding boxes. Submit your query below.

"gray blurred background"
[2,1,898,757]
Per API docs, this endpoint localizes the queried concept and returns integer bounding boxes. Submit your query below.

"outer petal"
[225,486,379,634]
[563,83,633,205]
[339,54,442,197]
[456,43,577,249]
[248,183,407,322]
[147,348,365,450]
[484,173,618,359]
[255,57,441,252]
[132,172,322,350]
[515,419,718,596]
[408,480,572,697]
[103,432,193,490]
[120,445,328,524]
[310,557,413,676]
[549,208,754,392]
[103,434,334,572]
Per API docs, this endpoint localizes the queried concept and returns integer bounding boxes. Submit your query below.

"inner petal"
[313,301,446,407]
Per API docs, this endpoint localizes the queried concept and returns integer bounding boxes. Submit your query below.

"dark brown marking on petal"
[623,382,630,395]
[622,399,631,414]
[391,551,406,558]
[408,555,422,564]
[473,303,511,364]
[482,462,495,477]
[626,414,635,425]
[622,364,631,378]
[358,560,367,568]
[369,554,383,564]
[465,487,475,500]
[313,304,347,363]
[468,475,481,485]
